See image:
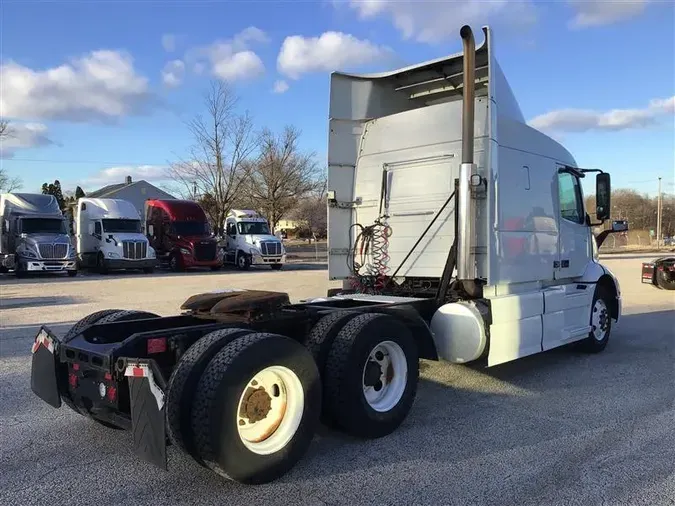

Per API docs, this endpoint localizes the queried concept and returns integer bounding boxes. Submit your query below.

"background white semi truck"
[0,193,77,277]
[30,25,626,486]
[222,209,286,270]
[74,198,157,273]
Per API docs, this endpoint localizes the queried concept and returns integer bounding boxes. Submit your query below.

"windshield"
[172,221,210,236]
[21,218,67,235]
[237,221,270,235]
[102,219,141,233]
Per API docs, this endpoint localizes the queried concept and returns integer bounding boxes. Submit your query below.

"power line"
[1,157,168,166]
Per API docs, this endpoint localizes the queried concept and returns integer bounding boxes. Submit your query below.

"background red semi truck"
[144,199,222,271]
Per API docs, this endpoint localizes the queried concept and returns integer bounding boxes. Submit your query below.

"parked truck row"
[0,193,286,277]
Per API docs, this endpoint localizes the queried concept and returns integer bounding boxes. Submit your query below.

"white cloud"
[568,0,650,28]
[0,50,151,122]
[162,33,176,52]
[277,32,392,79]
[85,165,168,187]
[342,0,536,44]
[528,96,675,133]
[161,59,185,87]
[0,122,54,158]
[186,26,267,82]
[272,80,289,94]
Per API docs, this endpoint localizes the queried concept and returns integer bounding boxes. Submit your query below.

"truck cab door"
[555,167,590,280]
[225,220,237,261]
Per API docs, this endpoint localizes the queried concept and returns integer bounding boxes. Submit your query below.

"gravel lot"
[1,256,673,506]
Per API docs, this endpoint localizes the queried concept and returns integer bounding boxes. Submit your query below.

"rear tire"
[191,333,321,484]
[166,327,255,465]
[656,267,675,290]
[577,285,612,353]
[304,312,360,425]
[323,313,419,439]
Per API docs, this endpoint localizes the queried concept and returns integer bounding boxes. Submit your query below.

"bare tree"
[290,175,328,240]
[167,80,259,234]
[246,126,322,232]
[0,119,23,192]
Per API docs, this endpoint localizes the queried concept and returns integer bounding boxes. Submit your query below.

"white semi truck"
[74,198,157,273]
[222,209,286,270]
[0,193,77,277]
[30,25,625,486]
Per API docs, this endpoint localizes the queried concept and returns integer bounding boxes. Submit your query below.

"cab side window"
[558,172,584,224]
[94,222,102,235]
[227,222,237,236]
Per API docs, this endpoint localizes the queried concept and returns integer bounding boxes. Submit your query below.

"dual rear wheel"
[167,312,418,484]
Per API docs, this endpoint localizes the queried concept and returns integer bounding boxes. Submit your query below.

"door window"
[94,222,102,235]
[558,172,584,224]
[227,222,237,236]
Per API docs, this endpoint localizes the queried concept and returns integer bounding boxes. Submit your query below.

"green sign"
[649,229,655,237]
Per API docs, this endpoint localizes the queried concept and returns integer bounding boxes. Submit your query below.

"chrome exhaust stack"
[456,24,477,281]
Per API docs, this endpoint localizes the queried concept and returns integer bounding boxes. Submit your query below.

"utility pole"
[656,177,662,247]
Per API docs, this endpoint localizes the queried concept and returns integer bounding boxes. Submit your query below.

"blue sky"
[1,0,673,197]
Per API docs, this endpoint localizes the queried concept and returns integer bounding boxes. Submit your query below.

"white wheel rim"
[238,255,245,267]
[591,299,609,341]
[362,340,408,412]
[236,365,304,455]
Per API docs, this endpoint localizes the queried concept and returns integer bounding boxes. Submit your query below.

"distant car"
[641,256,675,290]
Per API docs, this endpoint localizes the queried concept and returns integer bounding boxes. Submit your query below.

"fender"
[578,261,622,323]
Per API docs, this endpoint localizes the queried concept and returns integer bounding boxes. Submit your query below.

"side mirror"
[148,224,154,236]
[612,220,628,232]
[596,173,611,221]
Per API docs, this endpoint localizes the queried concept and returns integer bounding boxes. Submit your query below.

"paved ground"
[0,256,673,505]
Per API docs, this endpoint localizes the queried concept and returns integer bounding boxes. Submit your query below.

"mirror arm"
[579,168,605,175]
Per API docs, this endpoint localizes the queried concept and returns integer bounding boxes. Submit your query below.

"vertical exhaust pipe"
[460,25,476,165]
[456,25,476,281]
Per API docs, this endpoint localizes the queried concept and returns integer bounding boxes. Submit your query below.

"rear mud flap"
[125,363,167,470]
[30,327,62,408]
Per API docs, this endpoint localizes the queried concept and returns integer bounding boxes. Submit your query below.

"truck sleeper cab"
[223,209,286,270]
[30,25,624,488]
[145,199,223,272]
[75,198,157,273]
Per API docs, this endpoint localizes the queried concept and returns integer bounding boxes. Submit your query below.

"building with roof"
[86,176,176,218]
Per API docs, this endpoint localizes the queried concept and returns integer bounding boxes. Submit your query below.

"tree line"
[586,188,675,237]
[164,80,327,237]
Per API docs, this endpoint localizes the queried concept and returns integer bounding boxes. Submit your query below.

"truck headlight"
[249,248,261,257]
[108,252,120,259]
[19,249,37,259]
[180,248,191,255]
[148,247,156,258]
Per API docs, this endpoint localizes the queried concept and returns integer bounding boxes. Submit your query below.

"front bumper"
[251,254,286,265]
[30,326,168,470]
[23,259,77,272]
[183,256,222,268]
[104,258,157,270]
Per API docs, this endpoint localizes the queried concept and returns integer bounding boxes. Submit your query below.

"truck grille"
[122,241,147,260]
[261,241,282,256]
[38,243,68,259]
[194,242,216,261]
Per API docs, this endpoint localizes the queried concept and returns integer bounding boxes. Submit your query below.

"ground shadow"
[0,296,82,309]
